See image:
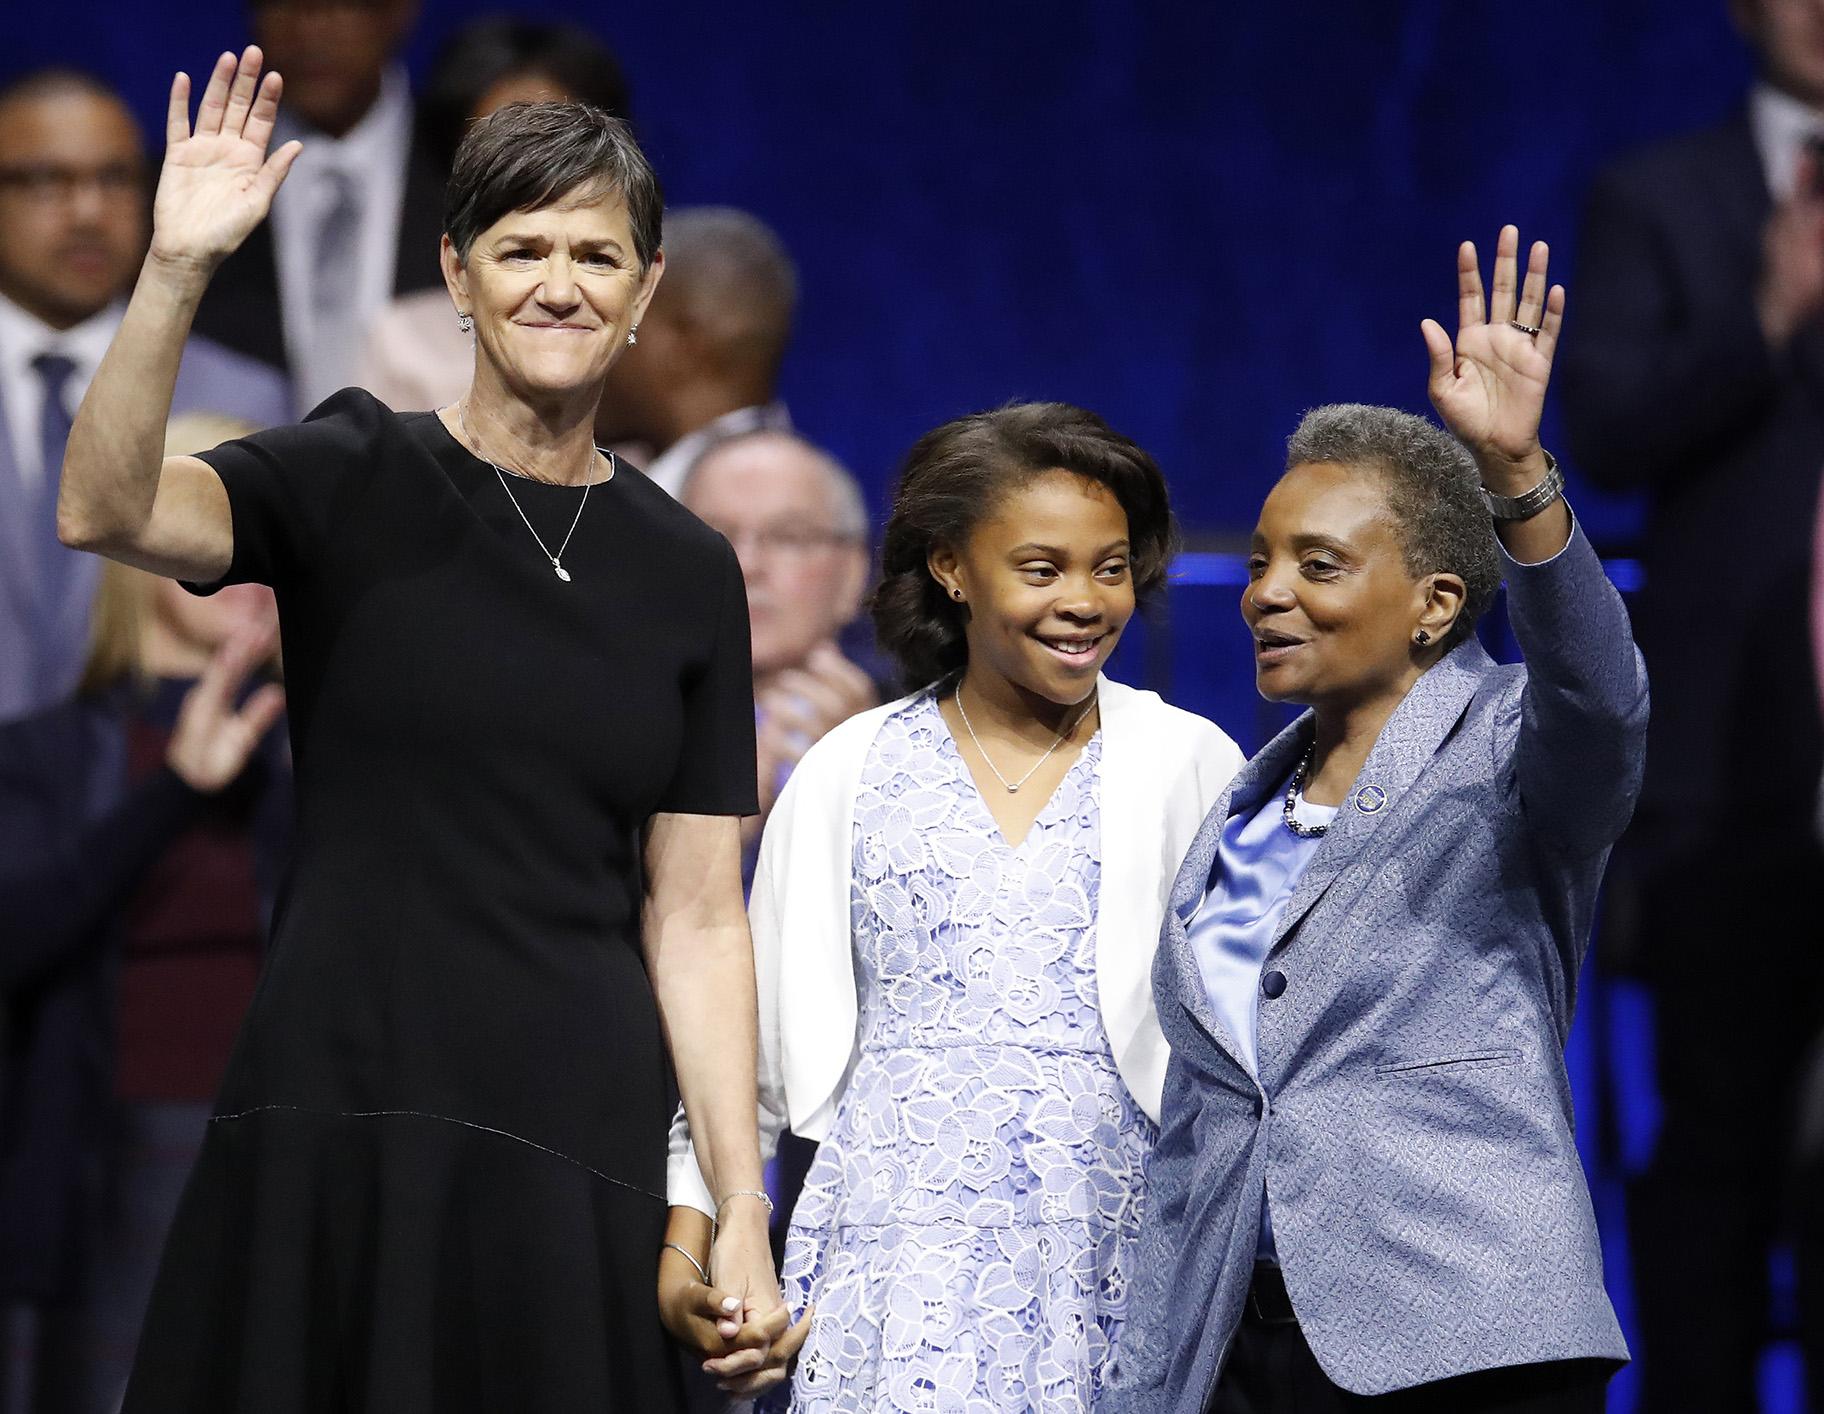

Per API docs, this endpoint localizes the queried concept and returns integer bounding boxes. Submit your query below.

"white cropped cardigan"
[668,675,1246,1216]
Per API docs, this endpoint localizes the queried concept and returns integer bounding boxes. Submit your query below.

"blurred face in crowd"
[683,435,869,677]
[930,470,1134,708]
[1737,0,1824,105]
[472,70,572,121]
[1243,461,1459,711]
[444,189,663,406]
[250,0,418,137]
[0,84,146,330]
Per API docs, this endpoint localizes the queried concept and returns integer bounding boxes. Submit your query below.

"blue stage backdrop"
[7,0,1751,552]
[7,7,1803,1412]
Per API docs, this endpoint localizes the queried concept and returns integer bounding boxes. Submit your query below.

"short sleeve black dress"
[122,391,757,1414]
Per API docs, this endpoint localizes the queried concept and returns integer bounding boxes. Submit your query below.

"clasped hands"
[659,1202,811,1397]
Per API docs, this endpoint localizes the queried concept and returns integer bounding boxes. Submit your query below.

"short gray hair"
[687,430,868,542]
[662,207,798,384]
[1284,404,1499,648]
[444,101,661,266]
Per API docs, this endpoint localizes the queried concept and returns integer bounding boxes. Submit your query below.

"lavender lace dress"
[770,691,1155,1413]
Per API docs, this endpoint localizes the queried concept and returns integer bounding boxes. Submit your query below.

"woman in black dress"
[57,48,789,1411]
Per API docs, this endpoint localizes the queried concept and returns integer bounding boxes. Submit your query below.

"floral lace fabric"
[770,692,1155,1413]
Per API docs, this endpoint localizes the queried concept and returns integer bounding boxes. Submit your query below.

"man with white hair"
[680,429,878,873]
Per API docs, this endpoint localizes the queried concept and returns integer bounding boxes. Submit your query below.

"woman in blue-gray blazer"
[1106,228,1647,1413]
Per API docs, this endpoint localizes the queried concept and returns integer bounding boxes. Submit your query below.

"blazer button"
[1261,969,1287,1000]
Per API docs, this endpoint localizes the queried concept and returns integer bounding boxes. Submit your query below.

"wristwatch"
[1480,450,1564,522]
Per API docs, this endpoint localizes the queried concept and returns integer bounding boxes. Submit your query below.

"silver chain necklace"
[457,401,612,582]
[953,682,1097,794]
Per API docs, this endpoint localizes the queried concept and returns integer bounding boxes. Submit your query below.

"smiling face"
[929,470,1135,707]
[1244,461,1464,711]
[442,187,662,404]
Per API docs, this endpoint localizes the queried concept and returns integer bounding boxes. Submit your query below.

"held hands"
[1421,225,1563,490]
[700,1206,813,1396]
[151,47,302,277]
[165,623,285,793]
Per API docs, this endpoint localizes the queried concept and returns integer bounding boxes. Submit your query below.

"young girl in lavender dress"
[664,403,1245,1410]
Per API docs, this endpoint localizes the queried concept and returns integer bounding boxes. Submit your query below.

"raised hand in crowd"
[164,621,285,793]
[753,642,878,825]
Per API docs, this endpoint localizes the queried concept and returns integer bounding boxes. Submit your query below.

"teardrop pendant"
[553,561,572,582]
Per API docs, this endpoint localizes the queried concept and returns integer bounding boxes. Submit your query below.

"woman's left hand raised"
[1422,225,1564,481]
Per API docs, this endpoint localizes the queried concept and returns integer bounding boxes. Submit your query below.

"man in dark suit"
[0,70,289,726]
[192,0,446,408]
[1560,2,1824,1407]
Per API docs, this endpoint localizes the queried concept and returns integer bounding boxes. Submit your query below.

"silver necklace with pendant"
[458,401,613,583]
[953,681,1097,793]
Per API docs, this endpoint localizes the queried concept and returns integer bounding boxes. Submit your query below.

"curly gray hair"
[1284,404,1499,649]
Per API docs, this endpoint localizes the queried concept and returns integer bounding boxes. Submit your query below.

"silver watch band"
[1480,450,1565,522]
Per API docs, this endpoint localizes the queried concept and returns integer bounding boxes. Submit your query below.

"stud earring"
[627,325,639,347]
[1414,629,1431,645]
[457,313,473,334]
[950,587,964,601]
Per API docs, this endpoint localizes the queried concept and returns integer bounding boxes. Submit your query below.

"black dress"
[122,391,757,1413]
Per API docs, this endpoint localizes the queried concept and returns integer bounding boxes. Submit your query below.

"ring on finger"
[1508,319,1542,337]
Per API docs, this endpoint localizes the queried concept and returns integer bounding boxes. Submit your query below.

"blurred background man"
[1561,0,1824,1407]
[678,428,878,882]
[598,206,797,497]
[0,70,289,727]
[191,0,443,408]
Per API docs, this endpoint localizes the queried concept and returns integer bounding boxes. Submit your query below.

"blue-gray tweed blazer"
[1104,523,1647,1410]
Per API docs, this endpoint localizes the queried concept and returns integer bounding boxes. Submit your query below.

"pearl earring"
[627,325,639,347]
[457,313,473,334]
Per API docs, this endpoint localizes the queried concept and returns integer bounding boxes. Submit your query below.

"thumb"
[1419,318,1456,387]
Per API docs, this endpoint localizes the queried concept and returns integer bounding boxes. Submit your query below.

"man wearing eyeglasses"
[679,430,880,880]
[0,70,289,728]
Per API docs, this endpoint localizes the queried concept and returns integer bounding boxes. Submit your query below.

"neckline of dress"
[923,690,1100,854]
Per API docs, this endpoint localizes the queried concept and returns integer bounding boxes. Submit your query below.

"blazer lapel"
[1267,639,1491,955]
[1156,717,1310,1069]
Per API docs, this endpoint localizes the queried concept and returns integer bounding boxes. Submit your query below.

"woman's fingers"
[1455,240,1485,330]
[166,72,191,148]
[719,1305,814,1397]
[220,47,264,139]
[1515,239,1550,328]
[242,70,284,154]
[1488,224,1520,324]
[194,52,237,138]
[1534,283,1568,364]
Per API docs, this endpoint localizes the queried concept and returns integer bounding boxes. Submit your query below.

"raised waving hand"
[153,47,302,273]
[1421,225,1564,472]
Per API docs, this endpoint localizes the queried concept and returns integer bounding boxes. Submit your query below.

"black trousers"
[1621,826,1824,1414]
[1206,1268,1613,1414]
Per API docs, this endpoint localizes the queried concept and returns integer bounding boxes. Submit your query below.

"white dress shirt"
[0,292,122,492]
[270,65,413,410]
[1750,80,1824,202]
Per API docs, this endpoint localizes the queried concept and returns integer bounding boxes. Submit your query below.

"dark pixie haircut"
[872,402,1176,687]
[420,18,633,174]
[1284,404,1500,648]
[444,101,661,267]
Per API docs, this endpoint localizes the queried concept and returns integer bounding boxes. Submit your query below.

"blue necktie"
[31,353,81,663]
